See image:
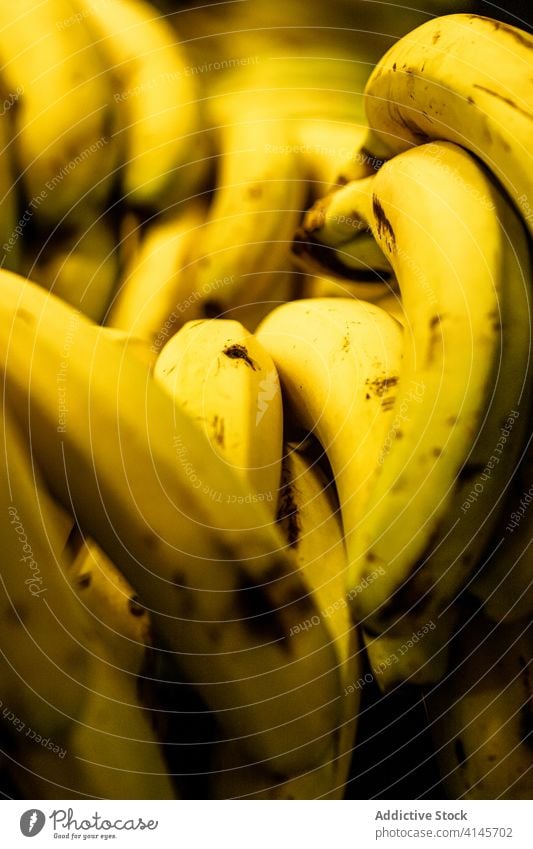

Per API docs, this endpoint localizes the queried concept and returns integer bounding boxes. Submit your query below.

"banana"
[303,141,529,635]
[373,290,405,326]
[0,270,341,775]
[80,0,208,208]
[185,116,308,317]
[226,270,298,334]
[0,89,19,271]
[0,0,118,222]
[210,443,360,798]
[256,298,403,568]
[470,438,533,623]
[22,216,119,324]
[154,318,283,510]
[297,120,373,199]
[423,610,533,799]
[106,201,206,348]
[362,13,533,235]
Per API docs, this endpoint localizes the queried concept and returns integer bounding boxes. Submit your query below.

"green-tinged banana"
[154,318,283,510]
[304,141,527,634]
[0,0,117,221]
[81,0,208,208]
[22,216,119,324]
[186,117,308,317]
[256,298,403,565]
[106,202,205,348]
[362,13,533,235]
[470,439,533,623]
[424,611,533,799]
[0,270,341,775]
[210,443,360,798]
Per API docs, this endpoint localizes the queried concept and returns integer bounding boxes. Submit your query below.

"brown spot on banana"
[223,344,258,370]
[372,196,396,254]
[469,16,533,51]
[473,85,533,121]
[276,465,301,550]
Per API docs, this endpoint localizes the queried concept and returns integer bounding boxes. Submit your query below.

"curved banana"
[303,141,528,634]
[210,443,360,798]
[185,116,308,317]
[362,13,533,235]
[22,216,119,324]
[0,0,118,222]
[0,270,341,775]
[106,202,205,347]
[424,611,533,799]
[256,298,403,565]
[154,318,283,510]
[81,0,208,208]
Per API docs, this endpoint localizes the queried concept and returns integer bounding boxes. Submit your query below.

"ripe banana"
[22,216,119,324]
[0,270,341,775]
[362,13,533,235]
[304,141,528,634]
[106,202,206,347]
[424,610,533,799]
[210,443,360,798]
[0,0,117,222]
[81,0,207,208]
[154,318,283,510]
[256,298,403,566]
[186,116,308,317]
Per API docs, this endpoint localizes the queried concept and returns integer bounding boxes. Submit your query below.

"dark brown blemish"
[237,575,290,650]
[372,195,396,253]
[473,84,533,122]
[128,595,146,617]
[76,572,92,590]
[342,336,350,352]
[432,30,441,45]
[203,299,222,318]
[470,15,533,51]
[455,738,467,768]
[247,184,263,200]
[223,344,258,370]
[366,374,399,398]
[212,414,225,448]
[392,62,397,71]
[458,463,485,483]
[381,396,396,412]
[276,461,301,549]
[426,314,443,364]
[432,447,442,457]
[366,552,377,563]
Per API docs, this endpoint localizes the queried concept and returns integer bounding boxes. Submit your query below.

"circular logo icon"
[20,810,46,837]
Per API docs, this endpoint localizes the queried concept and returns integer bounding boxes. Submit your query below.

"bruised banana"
[154,318,283,510]
[0,0,117,221]
[256,298,403,572]
[210,444,360,799]
[81,0,207,208]
[424,611,533,799]
[304,141,528,633]
[23,216,119,324]
[107,202,206,347]
[0,270,341,775]
[187,117,308,316]
[362,13,533,235]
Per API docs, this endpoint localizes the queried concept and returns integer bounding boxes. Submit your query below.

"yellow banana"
[424,611,533,799]
[154,318,283,510]
[22,216,119,324]
[0,0,118,222]
[362,13,533,235]
[0,270,341,775]
[256,298,403,568]
[210,443,360,798]
[106,201,206,348]
[304,141,528,635]
[185,116,308,317]
[80,0,208,208]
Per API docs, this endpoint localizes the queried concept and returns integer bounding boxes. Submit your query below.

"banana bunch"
[0,0,531,804]
[302,141,531,646]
